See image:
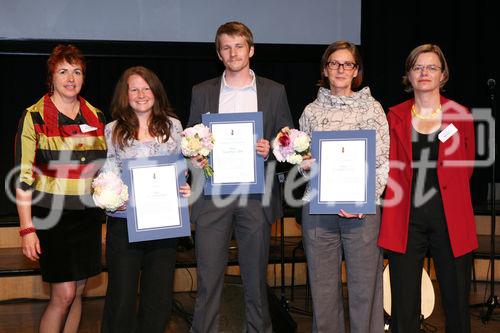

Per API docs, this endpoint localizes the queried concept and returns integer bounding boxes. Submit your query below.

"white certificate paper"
[319,139,366,202]
[211,122,256,184]
[131,165,181,229]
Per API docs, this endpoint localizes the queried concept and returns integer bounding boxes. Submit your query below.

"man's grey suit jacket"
[187,75,294,224]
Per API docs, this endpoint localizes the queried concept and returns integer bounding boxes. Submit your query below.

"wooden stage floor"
[1,281,500,332]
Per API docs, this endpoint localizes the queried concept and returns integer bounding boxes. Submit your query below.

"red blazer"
[378,96,477,257]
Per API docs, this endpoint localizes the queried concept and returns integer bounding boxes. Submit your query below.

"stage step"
[0,216,307,301]
[1,215,499,301]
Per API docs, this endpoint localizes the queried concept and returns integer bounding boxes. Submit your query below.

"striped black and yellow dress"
[15,94,107,282]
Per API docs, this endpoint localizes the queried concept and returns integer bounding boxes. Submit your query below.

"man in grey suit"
[187,21,293,333]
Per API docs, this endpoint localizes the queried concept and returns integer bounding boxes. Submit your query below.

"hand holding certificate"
[310,130,376,214]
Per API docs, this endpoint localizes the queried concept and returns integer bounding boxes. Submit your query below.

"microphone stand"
[276,170,311,318]
[481,78,498,323]
[276,171,290,311]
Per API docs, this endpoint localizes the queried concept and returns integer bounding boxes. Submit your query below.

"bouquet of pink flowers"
[180,123,215,177]
[272,127,311,164]
[92,172,129,211]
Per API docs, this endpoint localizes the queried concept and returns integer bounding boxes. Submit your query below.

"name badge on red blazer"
[438,123,458,143]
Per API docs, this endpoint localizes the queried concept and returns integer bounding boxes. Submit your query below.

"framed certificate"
[309,130,376,214]
[122,154,191,242]
[202,112,264,195]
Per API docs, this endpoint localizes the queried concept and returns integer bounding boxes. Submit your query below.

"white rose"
[180,138,193,156]
[94,190,121,210]
[286,153,303,165]
[119,186,129,203]
[198,147,211,156]
[293,135,310,153]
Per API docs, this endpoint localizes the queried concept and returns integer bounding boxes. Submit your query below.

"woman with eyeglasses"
[378,44,476,333]
[298,40,389,333]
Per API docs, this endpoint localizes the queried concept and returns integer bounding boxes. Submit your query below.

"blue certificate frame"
[122,154,191,242]
[309,130,376,214]
[202,112,264,195]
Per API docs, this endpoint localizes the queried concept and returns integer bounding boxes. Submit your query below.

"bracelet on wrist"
[19,227,36,237]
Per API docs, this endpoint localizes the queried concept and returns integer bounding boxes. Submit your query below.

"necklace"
[411,104,442,120]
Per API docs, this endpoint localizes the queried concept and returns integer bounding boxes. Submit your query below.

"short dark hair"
[318,40,363,90]
[215,21,254,51]
[402,44,449,92]
[46,44,86,92]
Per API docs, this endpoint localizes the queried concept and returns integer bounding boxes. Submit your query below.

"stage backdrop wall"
[0,0,361,45]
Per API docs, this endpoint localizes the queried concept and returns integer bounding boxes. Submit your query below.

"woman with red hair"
[15,44,106,333]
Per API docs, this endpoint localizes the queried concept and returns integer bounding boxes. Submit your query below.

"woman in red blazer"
[379,44,476,333]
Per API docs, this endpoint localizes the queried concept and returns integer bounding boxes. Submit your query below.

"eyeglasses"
[411,64,441,73]
[326,60,357,71]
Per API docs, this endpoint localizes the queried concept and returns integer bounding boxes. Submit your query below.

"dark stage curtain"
[0,40,324,215]
[0,0,497,215]
[360,0,498,207]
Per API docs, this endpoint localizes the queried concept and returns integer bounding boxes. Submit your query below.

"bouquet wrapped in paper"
[272,126,311,164]
[181,123,215,177]
[92,172,129,211]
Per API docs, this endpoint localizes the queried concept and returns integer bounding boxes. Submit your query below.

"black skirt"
[33,206,103,283]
